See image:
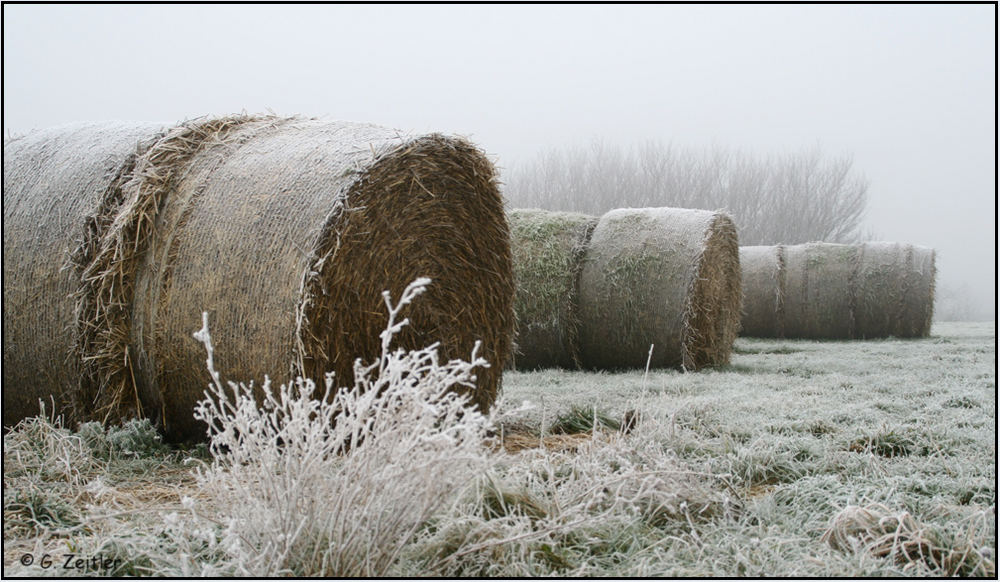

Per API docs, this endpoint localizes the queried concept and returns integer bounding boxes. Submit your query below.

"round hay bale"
[118,117,513,441]
[2,122,166,428]
[856,242,936,338]
[782,242,860,339]
[577,207,742,371]
[75,115,264,426]
[508,209,598,370]
[739,245,786,338]
[902,245,936,337]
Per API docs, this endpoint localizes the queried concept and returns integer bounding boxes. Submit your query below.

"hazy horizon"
[3,4,995,319]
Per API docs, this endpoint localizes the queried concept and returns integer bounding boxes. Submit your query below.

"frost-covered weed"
[4,321,993,577]
[4,486,81,537]
[77,418,170,461]
[189,278,493,577]
[3,410,97,485]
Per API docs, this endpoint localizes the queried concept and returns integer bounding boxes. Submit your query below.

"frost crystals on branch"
[189,277,492,577]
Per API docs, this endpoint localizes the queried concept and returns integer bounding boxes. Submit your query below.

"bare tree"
[503,141,869,245]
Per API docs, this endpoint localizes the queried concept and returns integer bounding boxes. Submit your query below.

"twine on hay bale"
[2,122,166,428]
[739,242,936,339]
[124,117,513,441]
[577,207,742,371]
[738,245,786,338]
[508,209,598,370]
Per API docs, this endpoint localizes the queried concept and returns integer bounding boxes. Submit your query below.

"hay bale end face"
[508,209,598,370]
[577,207,742,371]
[739,245,785,338]
[127,119,514,441]
[3,122,166,428]
[4,117,514,441]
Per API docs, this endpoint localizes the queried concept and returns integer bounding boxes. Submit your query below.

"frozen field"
[4,321,995,576]
[489,320,996,575]
[504,322,995,437]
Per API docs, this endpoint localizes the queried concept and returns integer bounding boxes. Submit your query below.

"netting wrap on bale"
[738,242,936,339]
[855,242,936,338]
[738,245,785,338]
[131,118,514,441]
[577,207,742,371]
[74,115,267,426]
[4,117,515,441]
[508,209,598,370]
[3,122,166,428]
[782,242,860,339]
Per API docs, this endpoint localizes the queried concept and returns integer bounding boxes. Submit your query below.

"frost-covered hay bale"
[578,208,742,370]
[114,117,514,441]
[75,116,265,429]
[739,245,786,338]
[2,122,165,428]
[508,209,598,370]
[782,242,860,339]
[902,245,936,337]
[856,242,935,338]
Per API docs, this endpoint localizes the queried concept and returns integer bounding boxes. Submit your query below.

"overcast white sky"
[3,4,996,317]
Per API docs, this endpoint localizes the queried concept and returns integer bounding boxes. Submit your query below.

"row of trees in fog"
[502,141,870,246]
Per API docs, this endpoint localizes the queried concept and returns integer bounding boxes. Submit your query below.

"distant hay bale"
[3,122,166,428]
[739,245,786,338]
[903,245,936,337]
[508,209,598,370]
[855,242,935,338]
[782,242,860,339]
[5,117,515,441]
[577,207,742,371]
[739,242,936,340]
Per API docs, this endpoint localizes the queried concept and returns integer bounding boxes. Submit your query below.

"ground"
[3,321,995,576]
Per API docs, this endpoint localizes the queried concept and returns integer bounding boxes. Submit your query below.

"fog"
[3,4,995,319]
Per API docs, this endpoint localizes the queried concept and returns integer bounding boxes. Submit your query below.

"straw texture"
[508,209,598,370]
[74,115,265,427]
[782,243,860,339]
[855,242,936,338]
[3,122,166,428]
[738,245,786,338]
[577,207,742,371]
[127,118,513,440]
[4,117,514,441]
[739,242,936,339]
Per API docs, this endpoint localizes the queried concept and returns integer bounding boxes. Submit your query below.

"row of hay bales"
[508,211,936,369]
[508,207,743,371]
[3,116,515,441]
[739,242,936,339]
